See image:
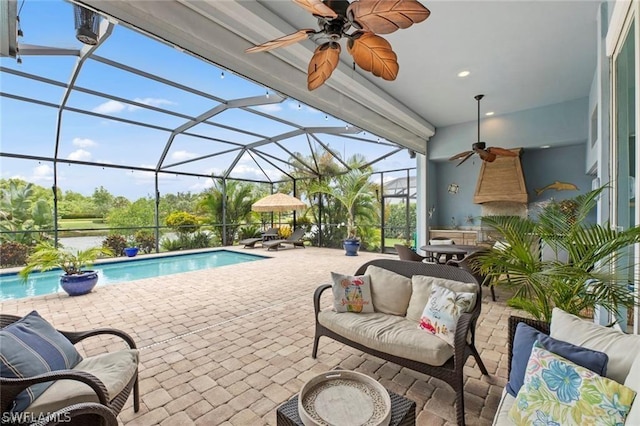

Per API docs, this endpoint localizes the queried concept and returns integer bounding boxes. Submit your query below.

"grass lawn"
[58,218,109,230]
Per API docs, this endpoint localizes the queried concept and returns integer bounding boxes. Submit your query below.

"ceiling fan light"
[457,70,470,78]
[73,4,101,45]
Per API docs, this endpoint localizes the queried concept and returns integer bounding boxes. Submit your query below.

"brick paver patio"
[0,247,518,425]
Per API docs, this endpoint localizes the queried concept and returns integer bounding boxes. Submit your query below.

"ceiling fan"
[449,94,518,167]
[245,0,430,91]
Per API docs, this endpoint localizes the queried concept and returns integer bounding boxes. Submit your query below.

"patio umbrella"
[252,193,306,229]
[252,193,306,213]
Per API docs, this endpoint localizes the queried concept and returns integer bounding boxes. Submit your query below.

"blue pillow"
[0,311,83,412]
[506,322,608,397]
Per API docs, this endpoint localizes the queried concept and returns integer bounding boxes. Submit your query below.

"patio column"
[416,151,429,255]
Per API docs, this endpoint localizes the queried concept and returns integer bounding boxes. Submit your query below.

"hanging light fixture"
[73,4,101,45]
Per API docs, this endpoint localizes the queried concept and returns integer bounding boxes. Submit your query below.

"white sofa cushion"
[406,276,477,323]
[624,356,640,425]
[550,308,640,384]
[318,310,453,366]
[365,265,412,316]
[491,389,516,426]
[27,349,139,415]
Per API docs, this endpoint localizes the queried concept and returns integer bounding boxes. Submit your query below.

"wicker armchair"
[312,259,488,426]
[0,314,139,423]
[30,402,118,426]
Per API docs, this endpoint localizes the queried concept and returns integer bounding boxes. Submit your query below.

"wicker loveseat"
[312,259,488,426]
[0,313,139,425]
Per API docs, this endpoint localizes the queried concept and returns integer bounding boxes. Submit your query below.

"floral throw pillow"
[509,342,636,426]
[331,272,374,313]
[418,284,476,346]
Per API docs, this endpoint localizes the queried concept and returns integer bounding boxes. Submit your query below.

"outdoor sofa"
[312,259,487,426]
[494,309,640,425]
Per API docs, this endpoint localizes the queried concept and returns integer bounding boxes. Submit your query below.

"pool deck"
[0,247,518,426]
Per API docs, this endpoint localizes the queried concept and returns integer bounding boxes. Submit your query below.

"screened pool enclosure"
[0,0,419,259]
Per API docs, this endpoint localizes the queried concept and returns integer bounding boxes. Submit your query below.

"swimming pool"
[0,250,267,301]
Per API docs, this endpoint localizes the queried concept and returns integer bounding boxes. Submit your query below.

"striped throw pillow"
[0,311,83,412]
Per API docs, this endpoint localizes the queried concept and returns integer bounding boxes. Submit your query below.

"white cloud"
[132,98,174,108]
[170,150,197,161]
[72,137,97,148]
[31,164,54,182]
[189,179,214,192]
[92,100,126,114]
[255,104,283,113]
[67,149,92,161]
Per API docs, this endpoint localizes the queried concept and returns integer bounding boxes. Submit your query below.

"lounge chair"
[239,227,279,248]
[263,228,306,251]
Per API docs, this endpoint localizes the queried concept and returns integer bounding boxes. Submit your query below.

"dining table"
[419,244,483,264]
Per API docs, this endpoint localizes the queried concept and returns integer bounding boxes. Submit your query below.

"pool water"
[0,250,267,301]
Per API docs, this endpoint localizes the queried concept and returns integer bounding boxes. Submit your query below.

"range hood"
[474,148,528,204]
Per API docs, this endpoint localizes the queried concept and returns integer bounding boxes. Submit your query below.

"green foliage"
[102,234,127,256]
[239,225,261,239]
[134,230,156,254]
[19,242,114,279]
[476,187,640,322]
[0,180,54,245]
[183,231,212,249]
[309,168,378,240]
[165,211,200,235]
[160,192,199,215]
[161,237,183,252]
[107,197,156,232]
[0,241,30,267]
[197,178,257,245]
[385,202,416,239]
[92,186,114,219]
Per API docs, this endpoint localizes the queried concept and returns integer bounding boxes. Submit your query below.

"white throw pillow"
[330,272,374,313]
[419,284,476,346]
[364,265,412,316]
[406,276,478,323]
[550,307,640,384]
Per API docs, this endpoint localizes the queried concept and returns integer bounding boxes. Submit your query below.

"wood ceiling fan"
[245,0,430,91]
[449,94,518,167]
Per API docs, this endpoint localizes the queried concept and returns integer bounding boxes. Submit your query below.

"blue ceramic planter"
[60,271,99,296]
[343,239,360,256]
[124,247,139,257]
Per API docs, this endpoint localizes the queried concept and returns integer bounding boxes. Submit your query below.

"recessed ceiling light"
[540,145,551,149]
[485,111,494,116]
[457,70,470,78]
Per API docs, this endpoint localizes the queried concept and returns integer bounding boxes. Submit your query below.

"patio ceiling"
[73,0,600,155]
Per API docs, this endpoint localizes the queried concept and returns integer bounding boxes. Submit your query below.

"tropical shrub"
[165,211,200,235]
[0,241,30,267]
[239,225,261,240]
[134,230,156,254]
[102,234,127,257]
[476,187,640,322]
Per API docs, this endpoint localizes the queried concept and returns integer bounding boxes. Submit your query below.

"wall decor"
[534,181,579,196]
[448,183,459,194]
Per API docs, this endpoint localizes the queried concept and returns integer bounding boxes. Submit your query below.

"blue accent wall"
[430,144,595,227]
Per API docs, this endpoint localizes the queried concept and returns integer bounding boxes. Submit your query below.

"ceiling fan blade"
[307,42,341,91]
[293,0,338,18]
[245,29,315,53]
[449,150,473,161]
[486,147,518,157]
[456,152,475,167]
[347,32,398,81]
[477,149,497,162]
[347,0,430,34]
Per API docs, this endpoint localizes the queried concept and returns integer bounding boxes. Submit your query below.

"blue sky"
[0,0,415,199]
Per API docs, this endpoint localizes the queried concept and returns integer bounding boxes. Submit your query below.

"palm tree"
[197,178,257,245]
[476,187,640,322]
[309,168,378,240]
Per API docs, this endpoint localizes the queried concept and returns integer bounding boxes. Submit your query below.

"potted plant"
[310,169,377,256]
[123,236,139,257]
[19,242,114,296]
[475,186,640,323]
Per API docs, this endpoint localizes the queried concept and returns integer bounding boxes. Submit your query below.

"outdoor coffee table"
[276,389,416,426]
